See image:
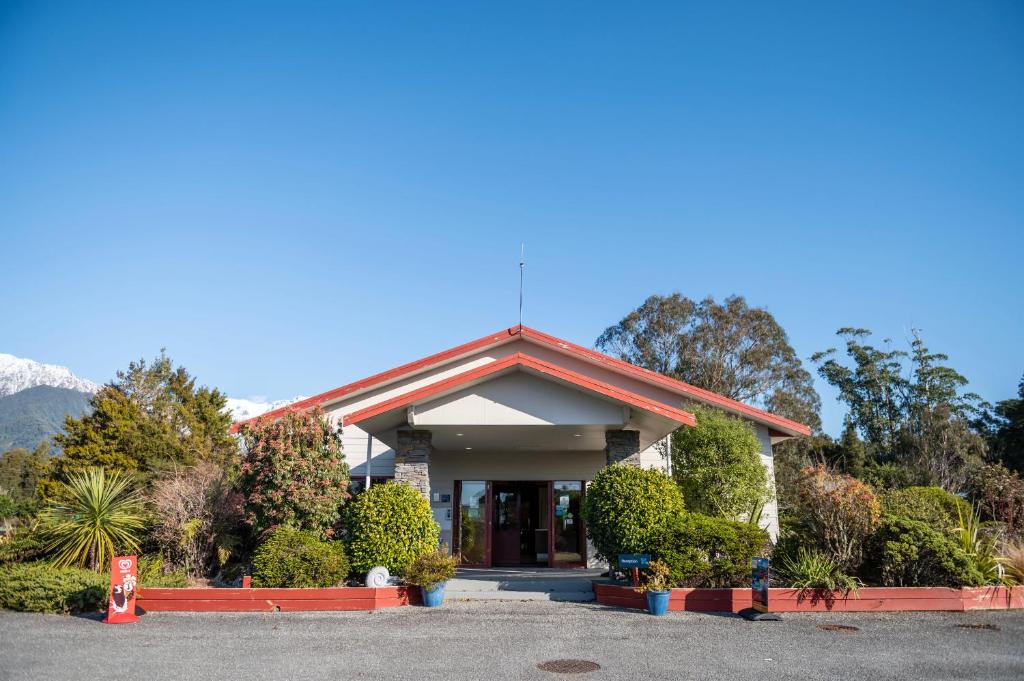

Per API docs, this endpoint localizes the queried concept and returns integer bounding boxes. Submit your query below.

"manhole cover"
[537,659,601,674]
[957,623,1000,631]
[817,624,859,633]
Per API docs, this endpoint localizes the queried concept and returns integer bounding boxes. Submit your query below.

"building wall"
[755,425,780,541]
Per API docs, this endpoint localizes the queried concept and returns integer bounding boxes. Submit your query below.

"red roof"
[231,325,811,437]
[342,351,696,428]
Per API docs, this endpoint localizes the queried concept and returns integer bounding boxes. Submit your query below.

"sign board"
[104,555,139,624]
[618,553,650,569]
[751,557,770,613]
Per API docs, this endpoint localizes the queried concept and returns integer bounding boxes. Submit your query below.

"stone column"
[395,429,432,499]
[605,429,641,467]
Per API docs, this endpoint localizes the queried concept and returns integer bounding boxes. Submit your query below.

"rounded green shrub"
[653,512,766,587]
[0,562,107,613]
[672,407,770,518]
[251,527,350,588]
[581,465,685,568]
[345,483,439,576]
[880,486,971,531]
[862,516,985,587]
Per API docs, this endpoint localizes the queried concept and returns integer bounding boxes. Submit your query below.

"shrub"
[861,462,920,491]
[0,561,106,613]
[863,516,985,587]
[137,555,190,588]
[774,546,861,593]
[672,407,771,519]
[968,463,1024,539]
[1001,542,1024,585]
[404,545,457,590]
[38,468,146,570]
[251,527,350,588]
[150,462,244,578]
[653,512,766,587]
[880,486,971,531]
[581,465,685,569]
[238,407,351,538]
[0,527,48,565]
[345,483,438,576]
[792,465,880,570]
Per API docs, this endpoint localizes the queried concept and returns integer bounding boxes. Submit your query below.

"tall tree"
[49,351,236,491]
[812,328,985,491]
[981,375,1024,474]
[597,294,821,430]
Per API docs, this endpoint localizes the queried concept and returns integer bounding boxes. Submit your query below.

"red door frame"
[454,479,586,569]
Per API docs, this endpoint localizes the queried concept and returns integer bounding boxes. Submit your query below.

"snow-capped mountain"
[224,395,307,421]
[0,351,303,425]
[0,353,101,398]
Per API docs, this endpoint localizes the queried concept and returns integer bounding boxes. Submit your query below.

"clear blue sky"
[1,1,1021,435]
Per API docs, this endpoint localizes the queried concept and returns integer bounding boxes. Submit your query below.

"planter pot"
[421,583,447,607]
[646,590,671,616]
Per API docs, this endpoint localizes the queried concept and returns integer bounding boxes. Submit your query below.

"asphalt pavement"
[3,602,1023,680]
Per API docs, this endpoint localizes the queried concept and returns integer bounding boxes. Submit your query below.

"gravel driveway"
[2,602,1023,680]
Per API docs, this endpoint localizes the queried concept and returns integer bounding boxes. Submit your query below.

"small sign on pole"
[103,555,140,624]
[619,554,650,588]
[618,554,650,569]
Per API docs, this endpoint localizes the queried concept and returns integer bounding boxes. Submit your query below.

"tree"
[237,407,350,538]
[49,351,236,490]
[38,468,146,571]
[982,375,1024,474]
[0,441,50,507]
[597,294,821,430]
[671,407,771,519]
[812,328,985,491]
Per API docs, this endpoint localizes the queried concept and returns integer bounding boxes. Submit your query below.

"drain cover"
[957,623,1000,631]
[537,659,601,674]
[817,624,859,633]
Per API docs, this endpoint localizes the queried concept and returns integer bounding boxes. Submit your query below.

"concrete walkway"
[447,567,604,601]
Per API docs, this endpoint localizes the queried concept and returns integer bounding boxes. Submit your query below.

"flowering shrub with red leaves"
[793,464,880,570]
[237,407,350,538]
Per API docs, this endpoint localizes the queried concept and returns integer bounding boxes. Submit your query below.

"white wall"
[755,425,780,541]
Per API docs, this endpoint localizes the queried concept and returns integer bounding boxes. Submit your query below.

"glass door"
[454,481,490,567]
[551,481,585,567]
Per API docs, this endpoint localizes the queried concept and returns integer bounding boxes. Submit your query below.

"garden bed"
[592,582,1024,613]
[137,585,418,612]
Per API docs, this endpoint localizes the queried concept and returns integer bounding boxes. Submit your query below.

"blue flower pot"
[646,590,671,616]
[421,583,446,607]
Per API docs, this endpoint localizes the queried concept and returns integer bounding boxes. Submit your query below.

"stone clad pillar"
[395,429,432,498]
[605,429,641,467]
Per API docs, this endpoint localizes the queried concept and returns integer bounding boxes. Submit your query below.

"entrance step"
[446,568,602,602]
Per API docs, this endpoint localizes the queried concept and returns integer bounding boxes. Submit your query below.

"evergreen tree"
[48,351,235,494]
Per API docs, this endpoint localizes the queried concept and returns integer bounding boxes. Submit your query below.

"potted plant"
[405,544,458,607]
[636,559,672,616]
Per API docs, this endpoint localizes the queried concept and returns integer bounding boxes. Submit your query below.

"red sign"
[103,555,140,624]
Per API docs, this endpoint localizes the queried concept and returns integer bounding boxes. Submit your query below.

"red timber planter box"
[592,582,1024,613]
[137,586,419,613]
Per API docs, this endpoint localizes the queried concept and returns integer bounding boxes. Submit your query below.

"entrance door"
[454,481,490,567]
[491,482,543,567]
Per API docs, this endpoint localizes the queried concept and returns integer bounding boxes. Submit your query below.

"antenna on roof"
[518,242,525,330]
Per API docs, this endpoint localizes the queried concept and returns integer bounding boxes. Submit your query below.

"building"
[234,325,809,568]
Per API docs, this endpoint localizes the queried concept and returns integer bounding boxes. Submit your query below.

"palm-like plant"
[39,468,146,571]
[956,503,1004,585]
